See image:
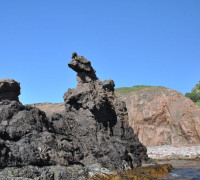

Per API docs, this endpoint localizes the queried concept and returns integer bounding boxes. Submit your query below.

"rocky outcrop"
[62,54,151,169]
[120,87,200,147]
[0,54,152,179]
[30,85,200,149]
[0,79,20,101]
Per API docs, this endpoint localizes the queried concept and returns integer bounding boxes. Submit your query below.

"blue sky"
[1,0,200,104]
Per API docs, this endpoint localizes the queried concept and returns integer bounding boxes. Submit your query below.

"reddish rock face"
[120,87,200,147]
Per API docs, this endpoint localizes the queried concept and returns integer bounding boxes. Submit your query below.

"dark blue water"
[159,160,200,180]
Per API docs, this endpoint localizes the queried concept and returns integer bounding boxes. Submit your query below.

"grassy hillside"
[114,85,157,95]
[115,85,200,107]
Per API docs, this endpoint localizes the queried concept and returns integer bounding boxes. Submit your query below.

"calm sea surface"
[159,160,200,180]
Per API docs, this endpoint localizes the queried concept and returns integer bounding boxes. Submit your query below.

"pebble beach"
[147,145,200,159]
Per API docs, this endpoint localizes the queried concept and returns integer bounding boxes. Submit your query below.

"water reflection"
[159,160,200,180]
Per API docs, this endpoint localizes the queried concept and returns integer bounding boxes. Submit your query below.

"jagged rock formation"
[0,79,20,101]
[119,87,200,147]
[62,54,152,170]
[0,54,152,179]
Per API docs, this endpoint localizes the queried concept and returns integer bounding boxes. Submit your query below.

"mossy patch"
[90,164,173,180]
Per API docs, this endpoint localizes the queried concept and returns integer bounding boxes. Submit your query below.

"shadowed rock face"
[0,54,152,179]
[0,79,20,101]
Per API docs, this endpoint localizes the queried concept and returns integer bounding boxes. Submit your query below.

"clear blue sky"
[1,0,200,104]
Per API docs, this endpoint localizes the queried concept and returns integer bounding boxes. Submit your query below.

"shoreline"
[147,145,200,160]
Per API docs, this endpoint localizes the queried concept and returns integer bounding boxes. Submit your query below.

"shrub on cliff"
[185,82,200,104]
[185,92,200,103]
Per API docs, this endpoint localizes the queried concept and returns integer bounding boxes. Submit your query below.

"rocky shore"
[147,145,200,160]
[4,53,200,179]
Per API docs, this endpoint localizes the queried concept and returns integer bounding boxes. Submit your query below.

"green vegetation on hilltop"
[185,92,200,103]
[115,85,160,95]
[185,82,200,106]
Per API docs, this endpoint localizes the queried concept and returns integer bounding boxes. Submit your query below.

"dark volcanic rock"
[0,100,88,179]
[0,79,20,101]
[0,53,152,179]
[63,54,151,169]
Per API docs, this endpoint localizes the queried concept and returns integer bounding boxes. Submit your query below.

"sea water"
[159,160,200,180]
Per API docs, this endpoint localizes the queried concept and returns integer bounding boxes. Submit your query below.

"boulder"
[120,87,200,147]
[0,79,20,101]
